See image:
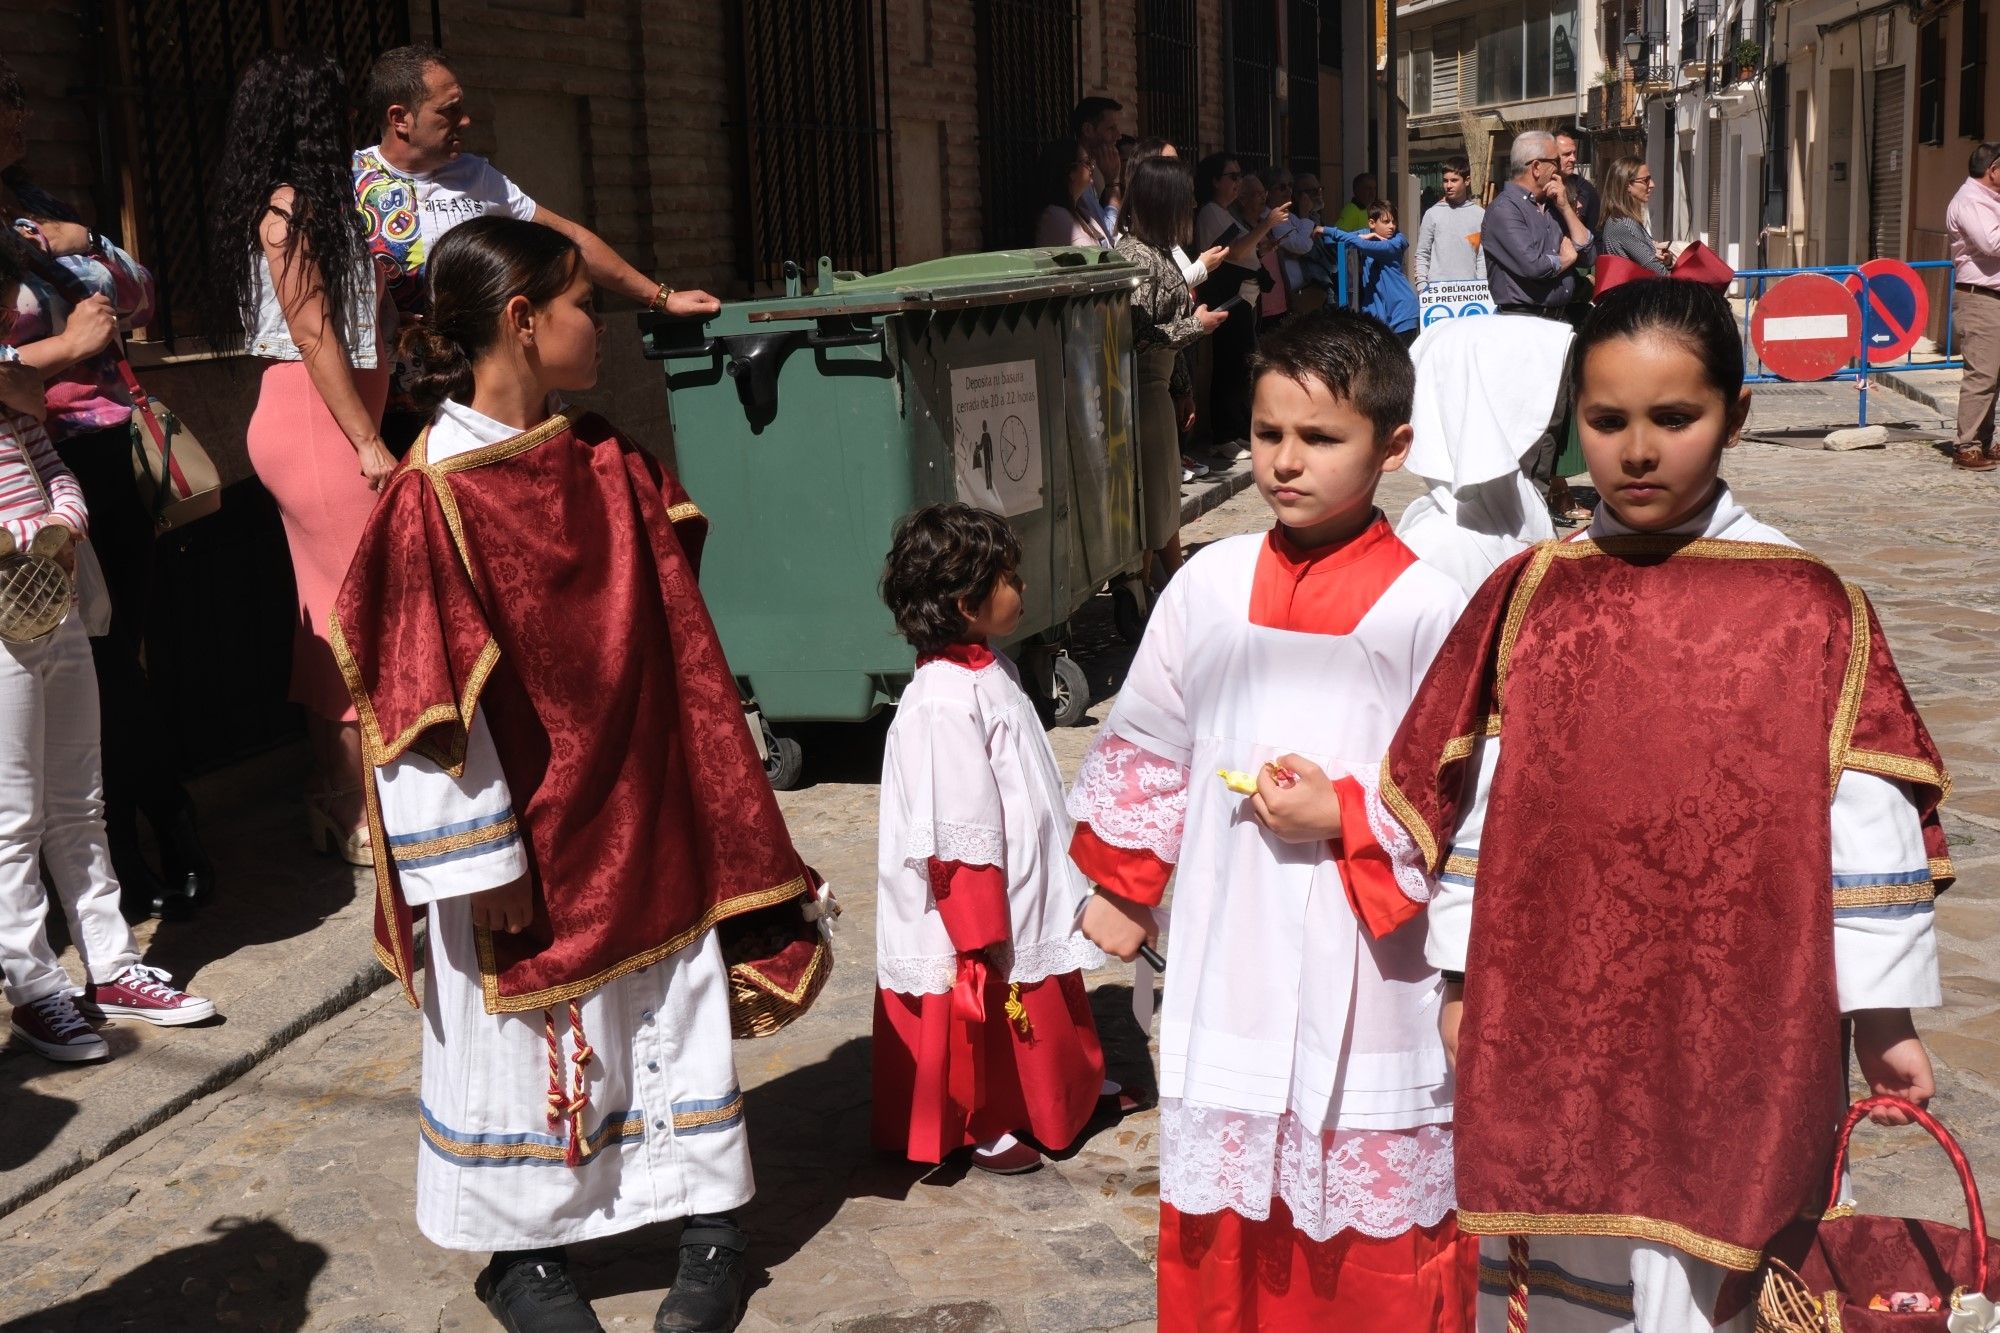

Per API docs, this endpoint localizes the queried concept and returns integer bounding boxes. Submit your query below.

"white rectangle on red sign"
[1761,315,1852,341]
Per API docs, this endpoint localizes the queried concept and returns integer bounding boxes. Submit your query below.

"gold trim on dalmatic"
[1843,747,1952,796]
[1494,542,1560,702]
[1378,754,1440,875]
[474,875,812,1014]
[1456,1210,1763,1272]
[1827,582,1871,792]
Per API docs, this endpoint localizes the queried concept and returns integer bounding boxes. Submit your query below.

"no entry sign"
[1843,258,1931,364]
[1751,273,1861,382]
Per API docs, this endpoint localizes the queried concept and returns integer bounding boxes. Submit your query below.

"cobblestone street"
[4,382,2000,1331]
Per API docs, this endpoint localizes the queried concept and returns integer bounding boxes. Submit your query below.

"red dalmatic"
[333,412,821,1015]
[1381,536,1951,1276]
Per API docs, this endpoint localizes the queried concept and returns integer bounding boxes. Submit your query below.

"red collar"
[1265,513,1398,575]
[918,641,997,669]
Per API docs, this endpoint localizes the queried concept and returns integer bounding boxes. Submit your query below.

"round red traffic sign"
[1751,273,1861,382]
[1842,258,1931,364]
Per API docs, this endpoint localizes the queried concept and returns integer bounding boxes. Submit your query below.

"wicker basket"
[721,889,835,1040]
[1756,1096,1997,1333]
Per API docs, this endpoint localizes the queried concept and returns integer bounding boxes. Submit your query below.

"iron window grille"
[734,0,893,289]
[1918,17,1946,147]
[1961,1,1986,141]
[1226,0,1279,169]
[1286,0,1321,179]
[1138,0,1201,155]
[99,0,410,345]
[977,0,1082,250]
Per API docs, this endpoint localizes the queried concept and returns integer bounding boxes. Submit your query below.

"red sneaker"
[11,991,110,1062]
[79,965,216,1026]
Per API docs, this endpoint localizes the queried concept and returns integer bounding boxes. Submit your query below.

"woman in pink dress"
[215,51,396,864]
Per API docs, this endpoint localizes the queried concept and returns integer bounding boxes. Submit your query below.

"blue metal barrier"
[1732,260,1965,426]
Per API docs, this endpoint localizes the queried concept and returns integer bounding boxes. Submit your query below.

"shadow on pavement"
[0,1054,76,1176]
[0,1216,326,1331]
[576,1035,886,1304]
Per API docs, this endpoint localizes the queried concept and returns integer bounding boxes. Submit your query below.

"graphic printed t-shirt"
[353,146,539,315]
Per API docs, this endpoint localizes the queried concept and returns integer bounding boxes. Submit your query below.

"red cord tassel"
[541,1003,596,1167]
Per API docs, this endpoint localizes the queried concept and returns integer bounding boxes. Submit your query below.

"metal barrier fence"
[1733,260,1966,427]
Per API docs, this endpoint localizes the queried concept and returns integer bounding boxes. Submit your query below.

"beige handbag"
[117,356,220,533]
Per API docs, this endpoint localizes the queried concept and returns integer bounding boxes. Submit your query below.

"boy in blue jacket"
[1333,202,1421,345]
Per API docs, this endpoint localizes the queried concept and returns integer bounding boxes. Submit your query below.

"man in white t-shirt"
[354,45,719,325]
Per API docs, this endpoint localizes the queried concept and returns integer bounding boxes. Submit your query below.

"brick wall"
[887,0,985,260]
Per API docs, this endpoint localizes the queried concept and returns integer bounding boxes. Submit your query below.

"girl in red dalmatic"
[872,504,1121,1174]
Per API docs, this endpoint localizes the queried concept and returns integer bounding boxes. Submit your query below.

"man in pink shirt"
[1946,142,2000,470]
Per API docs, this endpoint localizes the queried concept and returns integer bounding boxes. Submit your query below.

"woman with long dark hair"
[1,56,211,920]
[1032,138,1113,248]
[1116,157,1226,577]
[213,50,393,864]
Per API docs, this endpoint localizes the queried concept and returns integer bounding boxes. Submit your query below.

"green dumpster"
[640,248,1146,787]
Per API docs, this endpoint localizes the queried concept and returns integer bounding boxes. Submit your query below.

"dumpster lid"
[745,247,1138,323]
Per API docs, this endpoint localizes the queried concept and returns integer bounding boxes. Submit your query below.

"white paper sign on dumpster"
[1419,280,1495,327]
[951,360,1043,517]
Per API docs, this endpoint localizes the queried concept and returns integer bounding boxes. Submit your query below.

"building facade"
[1396,0,1596,209]
[4,0,1391,765]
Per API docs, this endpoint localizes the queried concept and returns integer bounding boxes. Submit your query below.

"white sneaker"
[11,991,110,1062]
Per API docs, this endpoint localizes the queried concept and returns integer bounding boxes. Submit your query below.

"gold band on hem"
[419,1111,643,1162]
[1475,1259,1636,1317]
[1443,853,1479,880]
[672,1096,744,1131]
[392,816,520,865]
[733,936,828,1006]
[667,501,703,525]
[475,875,812,1014]
[1932,856,1957,883]
[1832,881,1935,910]
[1456,1210,1763,1271]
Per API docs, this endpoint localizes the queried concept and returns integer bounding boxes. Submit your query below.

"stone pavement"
[6,381,2000,1330]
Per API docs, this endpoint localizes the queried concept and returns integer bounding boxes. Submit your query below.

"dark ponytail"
[397,216,584,417]
[1571,278,1744,405]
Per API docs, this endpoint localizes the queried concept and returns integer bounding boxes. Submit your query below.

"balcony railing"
[1584,75,1643,131]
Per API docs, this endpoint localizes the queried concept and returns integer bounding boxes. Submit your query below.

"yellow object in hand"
[1218,769,1259,795]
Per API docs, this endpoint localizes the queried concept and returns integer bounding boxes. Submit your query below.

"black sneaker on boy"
[476,1248,604,1333]
[654,1218,750,1332]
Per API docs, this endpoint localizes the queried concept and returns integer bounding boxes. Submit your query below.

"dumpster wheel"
[760,716,806,791]
[1041,654,1092,729]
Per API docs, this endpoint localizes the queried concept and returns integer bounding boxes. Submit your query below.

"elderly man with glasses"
[1481,130,1593,321]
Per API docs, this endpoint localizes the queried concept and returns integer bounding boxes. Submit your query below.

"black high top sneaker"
[654,1217,750,1332]
[476,1248,605,1333]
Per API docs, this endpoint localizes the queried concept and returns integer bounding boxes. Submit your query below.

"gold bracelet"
[652,283,676,312]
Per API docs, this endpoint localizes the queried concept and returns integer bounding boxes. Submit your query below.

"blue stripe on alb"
[670,1092,742,1115]
[1477,1257,1635,1317]
[387,809,514,848]
[397,832,522,870]
[1831,867,1932,889]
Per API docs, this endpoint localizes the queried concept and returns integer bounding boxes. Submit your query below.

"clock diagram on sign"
[949,361,1044,517]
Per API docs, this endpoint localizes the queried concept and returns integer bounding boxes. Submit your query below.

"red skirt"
[871,970,1105,1164]
[1158,1199,1478,1333]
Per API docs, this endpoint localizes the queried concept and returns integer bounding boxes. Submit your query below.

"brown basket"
[720,888,835,1040]
[1756,1096,1995,1332]
[727,933,831,1039]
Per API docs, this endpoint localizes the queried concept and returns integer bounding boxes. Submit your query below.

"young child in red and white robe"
[1073,309,1477,1330]
[873,503,1119,1174]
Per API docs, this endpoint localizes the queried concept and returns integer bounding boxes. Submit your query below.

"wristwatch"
[650,283,677,313]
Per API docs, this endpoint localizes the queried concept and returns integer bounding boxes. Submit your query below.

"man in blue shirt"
[1481,130,1593,319]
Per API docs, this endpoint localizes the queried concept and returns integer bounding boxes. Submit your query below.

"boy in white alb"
[873,504,1114,1175]
[1073,310,1477,1330]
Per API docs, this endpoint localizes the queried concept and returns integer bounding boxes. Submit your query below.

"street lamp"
[1622,30,1646,71]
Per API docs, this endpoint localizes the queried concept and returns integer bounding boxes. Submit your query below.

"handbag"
[114,356,220,533]
[1758,1095,2000,1332]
